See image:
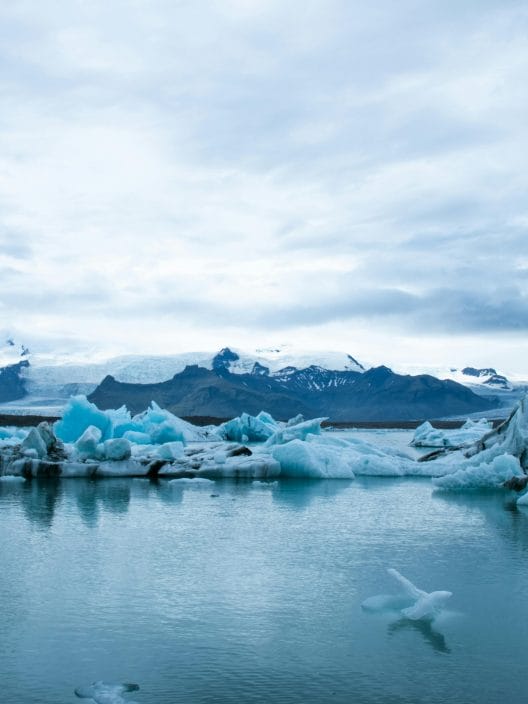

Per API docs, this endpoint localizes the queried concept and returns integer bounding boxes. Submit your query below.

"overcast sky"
[1,0,527,373]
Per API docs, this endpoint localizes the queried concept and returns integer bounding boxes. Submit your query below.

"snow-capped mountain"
[0,341,523,420]
[0,338,29,368]
[0,344,366,410]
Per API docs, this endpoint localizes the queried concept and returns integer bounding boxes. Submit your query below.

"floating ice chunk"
[256,410,278,426]
[219,412,278,442]
[271,439,356,478]
[122,430,152,445]
[105,405,133,437]
[55,396,112,443]
[412,419,492,448]
[97,459,148,477]
[286,413,304,427]
[199,455,281,479]
[264,417,326,446]
[0,475,26,482]
[21,427,47,458]
[362,569,452,621]
[401,591,453,620]
[168,477,215,485]
[75,425,103,459]
[103,438,132,461]
[75,681,139,703]
[516,491,528,506]
[432,453,523,490]
[156,441,185,461]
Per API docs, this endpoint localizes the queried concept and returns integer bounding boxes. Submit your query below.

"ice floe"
[362,569,452,621]
[412,418,492,448]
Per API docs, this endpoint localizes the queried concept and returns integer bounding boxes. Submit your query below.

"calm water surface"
[1,471,527,704]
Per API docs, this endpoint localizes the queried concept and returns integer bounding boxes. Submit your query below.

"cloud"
[0,0,527,370]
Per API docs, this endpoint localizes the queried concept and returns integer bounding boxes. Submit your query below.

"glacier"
[0,394,527,491]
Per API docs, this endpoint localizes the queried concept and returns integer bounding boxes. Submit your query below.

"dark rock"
[227,446,252,457]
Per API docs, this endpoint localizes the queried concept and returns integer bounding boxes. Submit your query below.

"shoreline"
[0,413,504,430]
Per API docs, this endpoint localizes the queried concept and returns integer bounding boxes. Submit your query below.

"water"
[1,474,528,704]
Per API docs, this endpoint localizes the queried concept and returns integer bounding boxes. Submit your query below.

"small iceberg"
[75,681,139,703]
[362,568,452,621]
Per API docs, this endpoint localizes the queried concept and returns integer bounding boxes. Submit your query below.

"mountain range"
[0,341,521,421]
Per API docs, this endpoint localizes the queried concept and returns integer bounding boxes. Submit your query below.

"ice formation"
[219,411,279,442]
[517,491,528,507]
[362,569,452,621]
[428,397,528,490]
[75,681,139,704]
[412,418,492,448]
[55,396,216,445]
[0,394,526,489]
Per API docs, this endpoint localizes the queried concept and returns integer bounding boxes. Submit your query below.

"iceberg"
[362,568,452,621]
[219,412,279,442]
[412,418,492,448]
[264,417,326,446]
[75,425,102,459]
[425,397,528,490]
[54,396,215,446]
[433,453,523,491]
[55,396,113,443]
[0,394,527,488]
[517,491,528,507]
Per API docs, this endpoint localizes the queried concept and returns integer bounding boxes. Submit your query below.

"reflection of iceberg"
[362,568,452,621]
[75,681,139,703]
[388,616,450,654]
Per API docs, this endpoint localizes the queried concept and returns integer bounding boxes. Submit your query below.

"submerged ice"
[362,569,452,621]
[75,681,139,704]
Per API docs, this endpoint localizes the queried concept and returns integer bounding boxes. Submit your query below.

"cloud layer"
[1,0,527,371]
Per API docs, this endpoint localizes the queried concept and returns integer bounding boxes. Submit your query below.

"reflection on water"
[1,476,528,704]
[388,617,450,654]
[21,478,63,530]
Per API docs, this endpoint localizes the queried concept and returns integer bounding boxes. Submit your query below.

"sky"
[1,0,527,374]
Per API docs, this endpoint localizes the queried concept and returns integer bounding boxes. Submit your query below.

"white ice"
[1,395,528,488]
[362,568,452,621]
[412,418,492,448]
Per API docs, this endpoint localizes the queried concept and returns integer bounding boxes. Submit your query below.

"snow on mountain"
[0,338,29,368]
[1,345,366,410]
[396,363,528,389]
[213,345,365,376]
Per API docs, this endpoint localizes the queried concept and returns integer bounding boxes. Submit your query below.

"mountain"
[0,343,510,420]
[87,353,495,421]
[0,360,30,403]
[0,339,30,403]
[460,367,511,389]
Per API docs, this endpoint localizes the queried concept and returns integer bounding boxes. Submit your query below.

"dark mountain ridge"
[0,360,29,403]
[88,359,495,421]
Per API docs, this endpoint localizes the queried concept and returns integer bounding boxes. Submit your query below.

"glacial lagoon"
[1,457,527,703]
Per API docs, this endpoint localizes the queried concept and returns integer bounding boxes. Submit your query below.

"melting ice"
[0,394,526,493]
[362,569,452,621]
